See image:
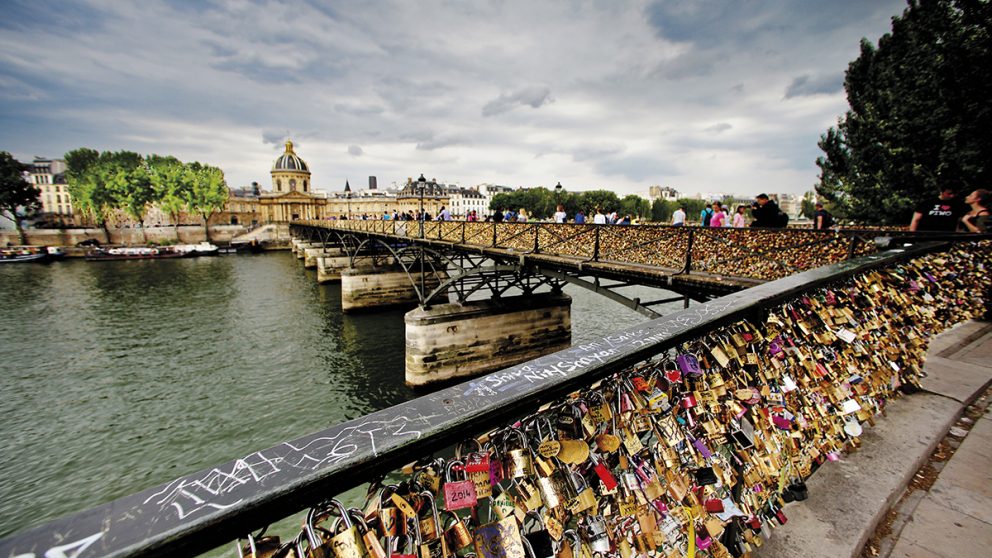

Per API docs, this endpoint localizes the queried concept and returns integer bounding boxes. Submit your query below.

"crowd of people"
[333,188,989,234]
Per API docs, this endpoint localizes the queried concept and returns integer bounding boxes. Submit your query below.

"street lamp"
[555,181,563,202]
[417,173,427,237]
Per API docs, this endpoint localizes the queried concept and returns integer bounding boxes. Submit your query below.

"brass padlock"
[578,515,611,555]
[473,516,526,558]
[237,532,282,558]
[503,429,534,478]
[348,508,386,558]
[442,511,473,551]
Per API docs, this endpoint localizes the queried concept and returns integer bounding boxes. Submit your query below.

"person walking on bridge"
[671,205,686,226]
[961,189,990,233]
[909,187,967,231]
[750,194,787,228]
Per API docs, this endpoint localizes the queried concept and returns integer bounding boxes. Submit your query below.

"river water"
[0,251,686,548]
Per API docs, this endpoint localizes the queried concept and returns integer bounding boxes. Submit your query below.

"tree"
[185,163,228,241]
[815,0,992,224]
[65,148,146,243]
[619,195,651,219]
[109,163,156,242]
[149,156,190,239]
[800,191,817,220]
[0,152,39,245]
[577,190,621,215]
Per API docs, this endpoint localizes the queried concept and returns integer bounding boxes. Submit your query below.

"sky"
[0,0,910,198]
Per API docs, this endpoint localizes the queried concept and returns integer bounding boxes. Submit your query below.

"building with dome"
[271,140,311,194]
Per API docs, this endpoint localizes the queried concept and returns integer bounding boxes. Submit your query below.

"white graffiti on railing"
[11,531,103,558]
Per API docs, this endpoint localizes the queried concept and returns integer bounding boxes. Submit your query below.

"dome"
[272,140,310,173]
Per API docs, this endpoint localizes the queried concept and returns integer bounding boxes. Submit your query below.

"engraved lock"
[464,445,494,500]
[391,519,420,558]
[523,511,555,558]
[473,516,526,558]
[503,429,535,479]
[536,474,564,510]
[442,511,474,551]
[349,508,388,558]
[579,515,611,555]
[556,404,583,440]
[566,470,598,514]
[375,486,408,539]
[325,500,364,558]
[418,491,443,543]
[444,460,479,511]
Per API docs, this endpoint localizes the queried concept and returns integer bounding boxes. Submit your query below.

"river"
[0,251,688,550]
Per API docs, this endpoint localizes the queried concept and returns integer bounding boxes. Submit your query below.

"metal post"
[492,221,497,247]
[534,224,540,253]
[593,227,600,262]
[684,228,694,273]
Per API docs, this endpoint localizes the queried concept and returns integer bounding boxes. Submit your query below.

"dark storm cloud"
[482,86,554,117]
[783,74,844,99]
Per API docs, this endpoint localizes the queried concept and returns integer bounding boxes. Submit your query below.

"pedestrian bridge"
[1,236,987,558]
[290,220,890,306]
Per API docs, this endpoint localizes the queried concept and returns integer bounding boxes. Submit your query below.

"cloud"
[262,131,290,147]
[415,135,468,151]
[348,145,363,156]
[705,123,732,134]
[784,74,844,98]
[571,143,626,162]
[482,86,554,117]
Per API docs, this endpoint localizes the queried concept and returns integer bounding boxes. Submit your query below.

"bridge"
[0,235,987,558]
[288,220,896,385]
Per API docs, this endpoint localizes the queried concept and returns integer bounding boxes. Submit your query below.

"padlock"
[418,491,442,542]
[312,500,364,558]
[473,516,526,558]
[522,511,555,558]
[237,531,283,558]
[390,518,421,558]
[503,429,535,478]
[578,515,611,555]
[373,486,408,538]
[566,471,598,514]
[555,530,580,558]
[676,352,702,376]
[464,446,494,499]
[443,460,478,511]
[442,511,473,551]
[349,508,387,558]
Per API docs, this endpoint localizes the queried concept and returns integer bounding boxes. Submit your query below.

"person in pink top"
[709,201,728,227]
[733,205,747,227]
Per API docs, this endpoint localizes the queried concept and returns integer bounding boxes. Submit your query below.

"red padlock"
[443,460,478,511]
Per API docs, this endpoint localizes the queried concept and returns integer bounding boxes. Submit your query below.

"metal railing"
[2,238,987,557]
[294,220,979,282]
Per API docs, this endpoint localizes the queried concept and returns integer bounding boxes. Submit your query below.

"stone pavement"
[758,320,992,558]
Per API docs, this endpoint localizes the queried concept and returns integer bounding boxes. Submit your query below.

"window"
[276,179,282,191]
[303,179,308,192]
[290,179,297,190]
[56,195,61,203]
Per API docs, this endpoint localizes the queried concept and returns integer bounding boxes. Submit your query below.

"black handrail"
[0,241,953,558]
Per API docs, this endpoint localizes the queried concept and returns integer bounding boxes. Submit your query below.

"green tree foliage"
[0,151,39,245]
[148,155,190,239]
[815,0,991,224]
[65,148,117,242]
[619,195,651,219]
[185,164,228,241]
[800,191,817,219]
[576,190,621,215]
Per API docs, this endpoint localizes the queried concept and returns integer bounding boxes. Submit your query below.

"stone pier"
[341,265,436,311]
[304,247,342,269]
[296,242,322,259]
[316,255,354,283]
[404,292,572,387]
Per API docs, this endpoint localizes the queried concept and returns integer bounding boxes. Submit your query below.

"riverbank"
[0,224,292,254]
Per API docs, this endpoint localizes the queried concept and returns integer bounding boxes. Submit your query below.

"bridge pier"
[404,292,572,387]
[294,241,322,259]
[316,255,353,283]
[342,265,442,312]
[304,247,343,269]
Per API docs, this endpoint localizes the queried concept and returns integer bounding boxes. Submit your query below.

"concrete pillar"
[404,292,572,387]
[316,255,353,284]
[296,242,322,259]
[304,247,343,269]
[341,264,436,311]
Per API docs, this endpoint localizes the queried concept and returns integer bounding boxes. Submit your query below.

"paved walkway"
[759,320,992,558]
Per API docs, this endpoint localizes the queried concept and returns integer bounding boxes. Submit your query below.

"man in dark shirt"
[750,194,785,228]
[909,188,967,231]
[813,203,833,229]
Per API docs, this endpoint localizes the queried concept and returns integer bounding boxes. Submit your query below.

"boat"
[0,248,49,264]
[173,242,219,256]
[85,246,189,261]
